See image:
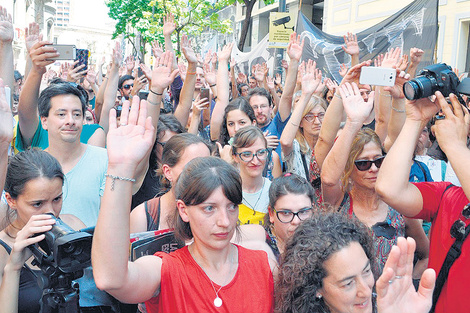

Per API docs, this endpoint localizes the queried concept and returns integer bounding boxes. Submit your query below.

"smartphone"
[47,44,76,60]
[200,87,210,101]
[74,49,89,71]
[359,67,396,87]
[139,90,149,100]
[138,67,144,78]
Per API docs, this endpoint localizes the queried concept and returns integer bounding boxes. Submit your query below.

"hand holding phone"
[75,49,89,72]
[200,87,210,101]
[359,67,396,87]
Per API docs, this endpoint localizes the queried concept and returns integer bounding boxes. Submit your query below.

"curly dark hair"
[275,212,374,313]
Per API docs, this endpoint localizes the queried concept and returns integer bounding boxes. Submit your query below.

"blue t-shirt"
[410,160,434,183]
[260,111,290,163]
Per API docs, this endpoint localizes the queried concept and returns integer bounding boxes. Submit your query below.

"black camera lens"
[404,75,437,100]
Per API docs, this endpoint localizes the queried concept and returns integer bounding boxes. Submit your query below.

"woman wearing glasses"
[321,82,429,276]
[234,173,316,262]
[280,60,325,197]
[232,126,274,225]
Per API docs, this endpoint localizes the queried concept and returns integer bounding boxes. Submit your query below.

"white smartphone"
[47,44,77,60]
[359,67,396,87]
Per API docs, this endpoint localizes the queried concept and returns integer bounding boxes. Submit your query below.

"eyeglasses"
[251,104,269,111]
[354,156,385,171]
[273,207,313,223]
[122,84,134,90]
[157,141,166,148]
[303,113,325,123]
[235,149,268,162]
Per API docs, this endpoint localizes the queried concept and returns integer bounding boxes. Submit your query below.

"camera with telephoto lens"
[403,63,470,101]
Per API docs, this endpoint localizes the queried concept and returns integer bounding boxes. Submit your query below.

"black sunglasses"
[122,84,134,89]
[354,156,385,171]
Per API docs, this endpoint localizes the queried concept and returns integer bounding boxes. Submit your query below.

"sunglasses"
[122,84,134,90]
[354,156,385,171]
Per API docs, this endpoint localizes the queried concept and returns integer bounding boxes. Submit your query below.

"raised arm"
[278,32,304,122]
[210,43,234,141]
[376,94,441,217]
[0,6,14,103]
[92,97,162,303]
[280,60,320,157]
[162,13,178,71]
[173,35,197,128]
[321,82,374,206]
[382,69,411,152]
[342,32,360,67]
[314,60,371,168]
[100,42,122,135]
[407,48,424,79]
[0,80,12,198]
[18,38,58,147]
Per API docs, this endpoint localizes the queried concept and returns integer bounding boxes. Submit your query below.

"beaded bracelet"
[105,174,136,191]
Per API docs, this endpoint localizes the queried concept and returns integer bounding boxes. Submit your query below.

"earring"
[316,294,322,300]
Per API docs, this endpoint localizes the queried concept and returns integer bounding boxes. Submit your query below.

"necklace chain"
[190,245,235,307]
[242,179,265,213]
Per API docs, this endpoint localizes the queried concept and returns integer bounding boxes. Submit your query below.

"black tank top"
[0,239,42,313]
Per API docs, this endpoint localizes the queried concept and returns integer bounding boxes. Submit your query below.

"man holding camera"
[376,91,470,313]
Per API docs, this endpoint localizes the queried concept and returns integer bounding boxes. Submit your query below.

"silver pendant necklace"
[190,245,234,308]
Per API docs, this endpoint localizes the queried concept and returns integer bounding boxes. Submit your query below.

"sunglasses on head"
[354,156,385,171]
[122,84,133,90]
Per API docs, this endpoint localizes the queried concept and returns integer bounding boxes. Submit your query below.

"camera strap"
[0,238,38,278]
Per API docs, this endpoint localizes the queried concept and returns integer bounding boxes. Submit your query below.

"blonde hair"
[341,128,383,192]
[296,95,328,154]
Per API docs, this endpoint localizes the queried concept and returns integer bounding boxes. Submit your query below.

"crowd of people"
[0,4,468,313]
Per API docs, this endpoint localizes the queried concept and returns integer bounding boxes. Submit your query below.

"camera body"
[30,214,92,274]
[404,63,470,100]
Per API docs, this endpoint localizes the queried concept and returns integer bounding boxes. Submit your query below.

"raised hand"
[376,237,435,313]
[0,79,13,145]
[339,82,374,124]
[25,22,40,53]
[287,32,304,62]
[341,60,372,86]
[203,63,216,86]
[107,96,155,167]
[29,40,59,74]
[374,54,384,67]
[381,47,401,68]
[66,61,87,82]
[409,48,424,66]
[237,72,247,84]
[151,51,179,92]
[301,60,320,95]
[339,63,349,77]
[383,69,410,99]
[140,63,152,82]
[177,62,187,82]
[86,68,97,85]
[112,41,123,67]
[181,34,197,64]
[274,73,282,85]
[342,32,359,56]
[266,76,275,90]
[151,40,163,58]
[162,13,176,37]
[125,55,135,73]
[281,59,288,70]
[0,6,13,43]
[397,54,409,72]
[218,43,234,63]
[325,77,338,92]
[432,92,470,152]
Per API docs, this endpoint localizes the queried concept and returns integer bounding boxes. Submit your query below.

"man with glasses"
[376,91,470,313]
